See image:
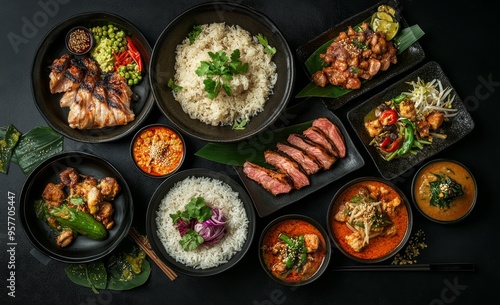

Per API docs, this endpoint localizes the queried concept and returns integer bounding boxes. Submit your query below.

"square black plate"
[234,98,365,217]
[347,61,475,180]
[295,0,425,110]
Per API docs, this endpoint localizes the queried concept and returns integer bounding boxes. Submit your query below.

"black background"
[1,0,499,304]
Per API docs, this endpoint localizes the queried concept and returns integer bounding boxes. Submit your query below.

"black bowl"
[20,152,134,263]
[258,214,331,286]
[411,158,477,224]
[149,2,295,142]
[130,124,186,178]
[145,168,256,276]
[31,12,154,143]
[326,177,412,263]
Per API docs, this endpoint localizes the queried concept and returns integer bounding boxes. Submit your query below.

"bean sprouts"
[403,77,458,118]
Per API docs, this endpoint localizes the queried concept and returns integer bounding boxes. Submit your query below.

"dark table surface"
[1,0,499,304]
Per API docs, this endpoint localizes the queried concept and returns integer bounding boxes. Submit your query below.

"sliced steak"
[287,134,336,170]
[303,126,339,157]
[276,142,321,175]
[264,150,310,189]
[312,118,346,158]
[243,162,293,196]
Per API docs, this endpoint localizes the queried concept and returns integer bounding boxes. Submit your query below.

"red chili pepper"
[380,136,402,152]
[379,109,399,125]
[126,37,143,71]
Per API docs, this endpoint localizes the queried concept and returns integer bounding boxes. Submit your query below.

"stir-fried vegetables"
[365,77,457,161]
[170,196,227,251]
[429,173,464,209]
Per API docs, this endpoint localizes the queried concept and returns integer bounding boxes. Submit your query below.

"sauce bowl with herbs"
[259,214,330,286]
[412,159,477,224]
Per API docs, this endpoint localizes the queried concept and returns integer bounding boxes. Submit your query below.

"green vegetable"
[391,93,407,105]
[170,196,212,224]
[429,174,464,208]
[195,49,248,99]
[167,78,182,92]
[188,25,202,44]
[256,33,276,55]
[0,124,21,174]
[65,241,150,293]
[396,119,415,156]
[232,119,247,130]
[278,234,307,271]
[11,126,63,175]
[179,229,204,251]
[48,204,107,240]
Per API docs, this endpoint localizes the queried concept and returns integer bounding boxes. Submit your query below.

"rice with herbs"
[173,22,278,126]
[155,176,249,269]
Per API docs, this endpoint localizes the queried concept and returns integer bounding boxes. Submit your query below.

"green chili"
[397,119,414,156]
[279,234,296,248]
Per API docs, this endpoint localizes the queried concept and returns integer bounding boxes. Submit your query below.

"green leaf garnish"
[188,25,202,44]
[195,49,248,99]
[179,230,204,251]
[232,119,247,130]
[170,196,212,224]
[68,196,86,206]
[256,33,276,55]
[167,78,182,92]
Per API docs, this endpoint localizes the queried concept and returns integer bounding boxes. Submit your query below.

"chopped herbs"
[188,25,202,44]
[167,78,182,92]
[256,33,276,55]
[170,196,212,224]
[179,229,205,251]
[429,173,463,208]
[195,49,248,99]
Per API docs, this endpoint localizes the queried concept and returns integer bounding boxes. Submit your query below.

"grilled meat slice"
[104,73,135,125]
[91,79,117,128]
[303,126,339,157]
[243,161,293,196]
[49,54,71,93]
[68,63,100,129]
[276,142,321,175]
[312,118,346,158]
[264,150,310,190]
[49,55,85,94]
[287,134,336,170]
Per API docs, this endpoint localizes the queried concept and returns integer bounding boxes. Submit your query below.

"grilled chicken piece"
[264,150,309,190]
[312,118,346,158]
[99,177,121,201]
[49,54,71,93]
[59,167,80,187]
[41,182,65,207]
[243,161,293,196]
[303,126,339,157]
[49,55,85,94]
[287,134,336,170]
[276,142,321,175]
[105,73,134,125]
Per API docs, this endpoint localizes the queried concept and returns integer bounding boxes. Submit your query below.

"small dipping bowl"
[412,159,477,224]
[130,124,186,178]
[65,26,94,55]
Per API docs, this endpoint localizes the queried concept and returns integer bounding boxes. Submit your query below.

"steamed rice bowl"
[172,22,277,126]
[155,176,249,269]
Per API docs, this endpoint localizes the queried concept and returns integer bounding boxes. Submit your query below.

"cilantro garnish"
[195,49,248,99]
[188,25,202,45]
[170,197,212,224]
[167,78,182,92]
[256,33,276,55]
[179,230,205,251]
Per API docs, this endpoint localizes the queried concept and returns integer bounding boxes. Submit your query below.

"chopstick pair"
[331,263,475,272]
[128,227,178,281]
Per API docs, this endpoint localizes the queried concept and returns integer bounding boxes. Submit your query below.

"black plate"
[295,0,425,110]
[234,98,365,217]
[31,12,154,143]
[20,152,134,263]
[145,168,256,276]
[347,61,475,180]
[149,2,295,142]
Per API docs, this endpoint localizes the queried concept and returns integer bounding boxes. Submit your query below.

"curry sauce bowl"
[412,158,477,224]
[258,214,331,286]
[327,177,412,263]
[130,124,186,178]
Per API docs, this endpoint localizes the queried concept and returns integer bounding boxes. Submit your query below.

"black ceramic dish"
[295,0,425,110]
[145,168,256,276]
[31,12,154,143]
[149,2,295,142]
[347,61,475,180]
[326,177,413,263]
[234,98,365,217]
[20,152,133,263]
[258,214,331,286]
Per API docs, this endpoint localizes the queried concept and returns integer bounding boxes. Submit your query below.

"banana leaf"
[0,124,21,174]
[296,24,425,98]
[195,121,313,166]
[65,262,108,294]
[11,126,63,175]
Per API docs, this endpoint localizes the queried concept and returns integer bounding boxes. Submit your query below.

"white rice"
[155,176,249,269]
[173,22,278,126]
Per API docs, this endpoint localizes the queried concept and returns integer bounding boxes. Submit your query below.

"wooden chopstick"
[128,227,178,281]
[331,262,475,272]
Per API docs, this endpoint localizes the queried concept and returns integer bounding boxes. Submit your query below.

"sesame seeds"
[391,229,427,265]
